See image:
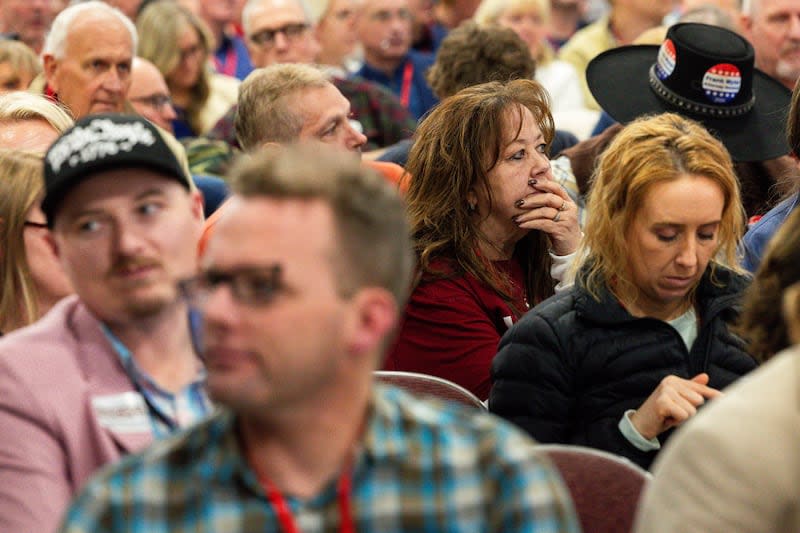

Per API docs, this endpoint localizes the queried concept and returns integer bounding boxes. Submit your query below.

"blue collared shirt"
[740,192,799,273]
[102,326,213,439]
[213,34,253,81]
[355,51,439,121]
[60,386,580,533]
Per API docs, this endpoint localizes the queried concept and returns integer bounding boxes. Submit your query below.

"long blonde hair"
[0,150,48,332]
[580,113,745,306]
[474,0,553,65]
[137,0,213,135]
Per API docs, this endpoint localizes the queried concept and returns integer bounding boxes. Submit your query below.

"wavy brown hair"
[405,79,555,307]
[580,113,745,306]
[426,20,536,100]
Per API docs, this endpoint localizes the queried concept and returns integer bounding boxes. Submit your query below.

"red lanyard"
[214,44,237,77]
[259,468,355,533]
[399,61,414,109]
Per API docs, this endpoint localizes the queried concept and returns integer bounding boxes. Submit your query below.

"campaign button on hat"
[703,63,742,105]
[655,39,676,80]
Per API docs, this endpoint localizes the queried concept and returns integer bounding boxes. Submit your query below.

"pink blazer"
[0,296,155,533]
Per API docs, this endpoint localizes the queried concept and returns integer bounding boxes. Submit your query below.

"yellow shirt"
[557,15,618,111]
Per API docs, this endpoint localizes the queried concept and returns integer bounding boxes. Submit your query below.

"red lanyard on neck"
[214,44,237,77]
[399,61,414,109]
[259,468,355,533]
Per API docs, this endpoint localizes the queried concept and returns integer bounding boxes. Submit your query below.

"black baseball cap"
[42,114,191,226]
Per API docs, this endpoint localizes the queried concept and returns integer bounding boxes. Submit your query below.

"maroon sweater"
[385,258,528,400]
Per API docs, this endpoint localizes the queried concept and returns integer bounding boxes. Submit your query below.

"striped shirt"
[59,386,580,533]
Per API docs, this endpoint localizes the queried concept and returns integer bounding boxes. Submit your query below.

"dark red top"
[384,258,529,400]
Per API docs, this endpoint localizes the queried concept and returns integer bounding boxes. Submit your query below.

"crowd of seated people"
[2,0,800,531]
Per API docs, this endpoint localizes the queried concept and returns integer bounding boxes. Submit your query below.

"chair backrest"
[537,444,651,533]
[373,370,487,410]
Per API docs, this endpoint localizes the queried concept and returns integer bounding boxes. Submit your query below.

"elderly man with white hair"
[41,0,135,119]
[741,0,800,91]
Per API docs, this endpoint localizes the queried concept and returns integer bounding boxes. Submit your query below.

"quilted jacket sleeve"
[489,308,575,443]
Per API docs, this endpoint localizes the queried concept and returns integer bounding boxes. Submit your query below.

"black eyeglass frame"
[178,264,285,308]
[248,22,310,47]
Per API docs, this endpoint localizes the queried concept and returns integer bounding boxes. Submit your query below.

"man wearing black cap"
[0,114,210,533]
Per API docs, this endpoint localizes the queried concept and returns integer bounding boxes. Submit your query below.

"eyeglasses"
[178,265,284,307]
[129,94,173,110]
[24,220,48,229]
[249,22,309,47]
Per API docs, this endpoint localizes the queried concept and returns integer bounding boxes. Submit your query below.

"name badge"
[91,392,150,434]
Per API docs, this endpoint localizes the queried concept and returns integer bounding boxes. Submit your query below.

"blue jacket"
[356,51,439,121]
[740,192,799,273]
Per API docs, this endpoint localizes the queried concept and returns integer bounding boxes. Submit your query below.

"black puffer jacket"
[489,266,757,469]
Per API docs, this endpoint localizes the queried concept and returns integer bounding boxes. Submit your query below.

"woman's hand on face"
[513,178,581,256]
[630,373,721,441]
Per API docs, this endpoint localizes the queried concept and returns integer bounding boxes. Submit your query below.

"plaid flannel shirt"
[60,386,580,533]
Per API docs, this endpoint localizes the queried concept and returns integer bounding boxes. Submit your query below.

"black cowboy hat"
[587,22,791,162]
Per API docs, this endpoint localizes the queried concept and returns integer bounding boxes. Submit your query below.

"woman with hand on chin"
[490,113,757,469]
[137,1,239,139]
[385,79,581,400]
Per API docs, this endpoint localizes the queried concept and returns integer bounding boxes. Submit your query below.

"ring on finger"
[558,199,567,211]
[553,211,561,222]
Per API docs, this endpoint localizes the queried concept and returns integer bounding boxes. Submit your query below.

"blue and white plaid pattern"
[60,386,580,533]
[551,155,585,228]
[103,326,213,438]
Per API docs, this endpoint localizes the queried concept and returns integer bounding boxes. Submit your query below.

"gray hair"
[0,92,73,133]
[241,0,314,36]
[42,1,137,59]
